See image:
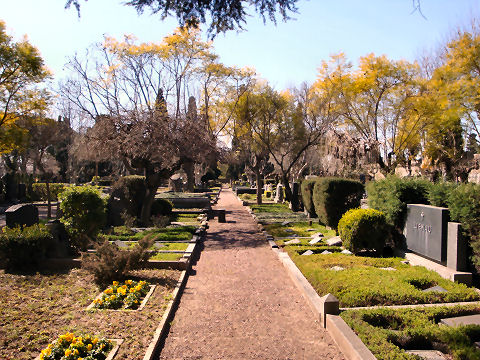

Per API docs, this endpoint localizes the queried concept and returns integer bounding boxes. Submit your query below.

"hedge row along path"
[158,188,345,360]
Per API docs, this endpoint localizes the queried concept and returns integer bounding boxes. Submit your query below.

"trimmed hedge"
[31,183,68,201]
[312,177,364,229]
[301,179,317,218]
[0,224,53,271]
[428,181,458,208]
[151,198,173,217]
[59,185,107,251]
[367,176,430,230]
[447,183,480,271]
[338,208,388,253]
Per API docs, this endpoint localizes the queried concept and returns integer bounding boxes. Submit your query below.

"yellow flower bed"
[93,280,150,310]
[39,332,113,360]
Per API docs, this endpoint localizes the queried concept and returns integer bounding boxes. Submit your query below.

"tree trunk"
[183,161,195,192]
[46,180,51,219]
[255,168,263,205]
[282,175,293,203]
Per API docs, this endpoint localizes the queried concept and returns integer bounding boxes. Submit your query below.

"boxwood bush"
[0,224,53,271]
[313,177,364,230]
[367,176,430,231]
[31,183,68,201]
[338,208,388,254]
[301,179,317,218]
[59,185,107,251]
[151,198,173,217]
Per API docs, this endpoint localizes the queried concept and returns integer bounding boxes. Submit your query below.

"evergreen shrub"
[31,183,67,201]
[428,181,458,208]
[338,208,388,254]
[0,224,53,270]
[150,198,173,217]
[59,185,107,251]
[312,177,364,229]
[110,175,146,218]
[446,183,480,270]
[367,176,430,231]
[301,179,317,218]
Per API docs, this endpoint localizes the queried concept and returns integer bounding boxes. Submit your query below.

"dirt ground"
[158,188,345,360]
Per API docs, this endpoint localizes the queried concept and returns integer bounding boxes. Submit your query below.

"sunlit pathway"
[158,188,345,360]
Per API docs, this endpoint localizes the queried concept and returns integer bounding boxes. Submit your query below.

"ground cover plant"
[264,222,335,239]
[238,193,272,203]
[285,252,480,307]
[122,241,190,251]
[39,332,113,360]
[93,279,150,309]
[0,268,179,360]
[99,226,196,243]
[341,304,480,359]
[149,252,184,261]
[171,213,201,225]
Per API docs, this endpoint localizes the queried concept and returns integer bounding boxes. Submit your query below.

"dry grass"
[0,268,180,360]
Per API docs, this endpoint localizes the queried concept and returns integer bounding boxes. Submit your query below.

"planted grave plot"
[341,305,480,360]
[99,225,196,243]
[265,221,335,239]
[89,280,152,310]
[287,252,480,307]
[37,332,116,360]
[249,203,308,223]
[0,268,179,360]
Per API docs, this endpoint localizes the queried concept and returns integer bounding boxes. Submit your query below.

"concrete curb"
[142,269,189,360]
[272,248,376,360]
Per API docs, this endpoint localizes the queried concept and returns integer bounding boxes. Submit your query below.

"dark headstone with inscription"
[404,204,449,263]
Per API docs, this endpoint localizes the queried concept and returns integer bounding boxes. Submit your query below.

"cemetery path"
[157,188,345,360]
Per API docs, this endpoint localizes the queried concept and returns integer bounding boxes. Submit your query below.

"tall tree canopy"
[66,0,298,36]
[0,20,50,154]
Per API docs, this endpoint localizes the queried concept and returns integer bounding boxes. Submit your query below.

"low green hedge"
[151,198,173,217]
[338,208,388,254]
[286,252,480,307]
[342,305,480,360]
[31,183,68,201]
[313,177,364,230]
[0,225,53,271]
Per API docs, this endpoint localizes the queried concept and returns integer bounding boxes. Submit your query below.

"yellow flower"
[126,279,133,285]
[65,349,72,356]
[65,332,74,343]
[73,349,79,356]
[129,288,135,293]
[104,288,113,295]
[113,281,119,286]
[87,343,93,351]
[92,337,98,345]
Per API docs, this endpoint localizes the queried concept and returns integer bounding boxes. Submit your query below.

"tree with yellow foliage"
[0,20,50,154]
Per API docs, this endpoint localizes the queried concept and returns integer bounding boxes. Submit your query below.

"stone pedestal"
[447,222,467,271]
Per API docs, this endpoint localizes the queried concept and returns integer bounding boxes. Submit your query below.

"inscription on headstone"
[404,204,449,263]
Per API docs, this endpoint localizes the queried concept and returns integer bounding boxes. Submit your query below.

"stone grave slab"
[285,229,293,233]
[114,240,127,248]
[326,236,342,246]
[309,237,323,245]
[311,232,324,238]
[440,314,480,327]
[321,250,332,255]
[284,239,300,245]
[153,243,165,249]
[302,250,314,256]
[281,221,291,226]
[306,228,316,232]
[341,249,353,255]
[330,266,344,271]
[422,285,447,293]
[405,350,446,360]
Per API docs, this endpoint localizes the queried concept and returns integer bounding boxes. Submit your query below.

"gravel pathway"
[158,188,345,360]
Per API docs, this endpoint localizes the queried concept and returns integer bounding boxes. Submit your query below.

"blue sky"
[2,0,479,89]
